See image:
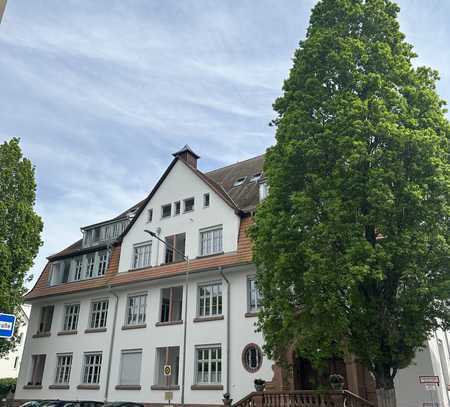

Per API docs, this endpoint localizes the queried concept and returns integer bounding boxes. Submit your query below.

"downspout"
[219,267,231,396]
[104,286,119,403]
[180,257,190,407]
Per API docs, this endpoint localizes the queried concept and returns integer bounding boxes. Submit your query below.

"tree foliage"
[0,138,42,356]
[250,0,450,395]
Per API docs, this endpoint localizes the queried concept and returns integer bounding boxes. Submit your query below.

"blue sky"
[1,0,450,287]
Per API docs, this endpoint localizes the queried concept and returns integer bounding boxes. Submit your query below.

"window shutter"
[120,351,142,385]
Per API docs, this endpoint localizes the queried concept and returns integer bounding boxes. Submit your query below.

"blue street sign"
[0,313,16,339]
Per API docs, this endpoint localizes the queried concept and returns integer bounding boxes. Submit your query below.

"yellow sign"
[163,365,172,376]
[164,391,173,401]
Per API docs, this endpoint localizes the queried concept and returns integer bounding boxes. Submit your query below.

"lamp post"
[144,230,190,407]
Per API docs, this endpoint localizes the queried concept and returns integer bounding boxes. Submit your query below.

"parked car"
[19,401,55,407]
[104,403,143,407]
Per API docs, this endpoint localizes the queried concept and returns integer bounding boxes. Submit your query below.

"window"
[74,257,83,281]
[49,262,63,286]
[183,197,195,212]
[250,173,262,183]
[89,300,108,329]
[242,344,263,373]
[133,242,152,269]
[247,276,262,313]
[119,349,142,386]
[174,201,181,215]
[38,305,54,334]
[126,294,147,326]
[198,283,222,317]
[160,287,183,323]
[162,204,171,218]
[98,251,108,276]
[63,303,80,331]
[147,208,153,223]
[259,182,268,201]
[85,255,95,278]
[28,354,46,386]
[233,177,246,187]
[82,352,102,384]
[203,193,210,208]
[62,261,70,283]
[196,346,222,384]
[200,227,223,256]
[155,347,180,386]
[55,354,72,384]
[165,233,186,264]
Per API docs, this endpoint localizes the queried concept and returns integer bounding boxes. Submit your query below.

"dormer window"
[233,177,246,187]
[161,204,171,218]
[250,173,262,183]
[259,182,269,201]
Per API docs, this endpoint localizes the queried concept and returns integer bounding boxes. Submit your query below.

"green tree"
[0,138,42,356]
[250,1,450,405]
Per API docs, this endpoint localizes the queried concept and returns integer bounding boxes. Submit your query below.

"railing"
[231,390,374,407]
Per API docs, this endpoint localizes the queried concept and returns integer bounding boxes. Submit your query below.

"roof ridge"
[205,153,265,175]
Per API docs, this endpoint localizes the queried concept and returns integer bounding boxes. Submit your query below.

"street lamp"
[144,229,190,407]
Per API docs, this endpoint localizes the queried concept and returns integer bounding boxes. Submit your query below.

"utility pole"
[0,0,6,24]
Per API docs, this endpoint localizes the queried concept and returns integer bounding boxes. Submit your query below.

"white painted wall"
[16,266,273,405]
[0,305,31,379]
[118,159,241,273]
[395,330,450,407]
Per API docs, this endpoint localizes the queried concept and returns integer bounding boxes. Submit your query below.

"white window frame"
[199,226,223,257]
[63,303,80,331]
[98,251,108,276]
[197,281,223,317]
[183,197,195,213]
[82,352,102,384]
[119,349,142,386]
[247,275,262,313]
[126,293,147,326]
[132,241,152,269]
[89,299,109,329]
[174,201,181,215]
[74,257,83,281]
[54,353,72,385]
[161,204,171,219]
[195,345,222,385]
[85,255,95,278]
[203,193,210,208]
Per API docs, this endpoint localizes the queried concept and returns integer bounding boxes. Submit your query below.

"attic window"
[162,204,171,218]
[233,177,247,187]
[250,173,262,183]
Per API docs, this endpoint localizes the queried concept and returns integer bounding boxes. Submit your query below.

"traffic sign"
[0,313,16,339]
[419,376,439,385]
[163,365,172,376]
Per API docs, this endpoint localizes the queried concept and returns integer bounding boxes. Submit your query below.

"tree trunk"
[376,387,396,407]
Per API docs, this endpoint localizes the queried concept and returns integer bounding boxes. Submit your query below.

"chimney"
[172,144,200,168]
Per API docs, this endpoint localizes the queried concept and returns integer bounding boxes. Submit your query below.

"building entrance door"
[293,356,347,390]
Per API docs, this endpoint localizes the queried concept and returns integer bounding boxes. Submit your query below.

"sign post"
[419,376,439,407]
[164,365,172,405]
[0,313,16,339]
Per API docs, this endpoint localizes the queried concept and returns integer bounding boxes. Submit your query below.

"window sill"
[32,332,51,338]
[85,327,107,333]
[193,315,224,323]
[115,385,141,390]
[77,384,100,390]
[155,320,183,327]
[121,324,147,330]
[196,252,224,259]
[191,384,223,391]
[151,385,180,391]
[245,312,258,318]
[23,385,42,390]
[57,330,78,336]
[49,384,69,389]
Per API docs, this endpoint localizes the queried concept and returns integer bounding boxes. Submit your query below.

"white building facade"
[16,147,273,406]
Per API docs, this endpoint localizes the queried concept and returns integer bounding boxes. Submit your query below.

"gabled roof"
[172,144,200,159]
[46,152,266,261]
